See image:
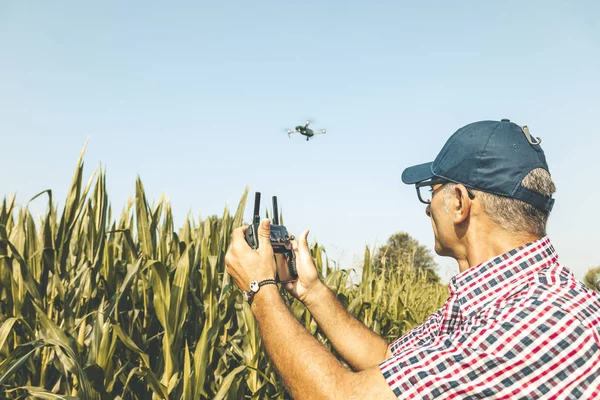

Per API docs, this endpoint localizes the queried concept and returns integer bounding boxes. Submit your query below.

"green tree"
[583,266,600,293]
[373,232,440,283]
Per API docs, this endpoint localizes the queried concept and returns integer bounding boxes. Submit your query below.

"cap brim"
[401,162,435,184]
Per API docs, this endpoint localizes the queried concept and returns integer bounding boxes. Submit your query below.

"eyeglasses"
[415,179,476,204]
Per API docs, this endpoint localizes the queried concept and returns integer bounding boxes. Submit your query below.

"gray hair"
[443,168,556,237]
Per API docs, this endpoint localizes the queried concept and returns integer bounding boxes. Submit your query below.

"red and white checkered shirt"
[379,237,600,399]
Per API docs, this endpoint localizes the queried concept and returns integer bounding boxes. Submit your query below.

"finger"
[230,226,251,252]
[274,253,285,264]
[257,218,271,249]
[231,226,246,242]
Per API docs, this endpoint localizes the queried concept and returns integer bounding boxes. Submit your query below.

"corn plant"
[0,148,447,399]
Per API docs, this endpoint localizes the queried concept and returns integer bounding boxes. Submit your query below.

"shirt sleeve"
[379,306,600,399]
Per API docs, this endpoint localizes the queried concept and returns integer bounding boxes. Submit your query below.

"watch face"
[250,280,259,292]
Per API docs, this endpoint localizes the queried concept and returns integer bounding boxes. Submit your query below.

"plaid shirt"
[379,237,600,399]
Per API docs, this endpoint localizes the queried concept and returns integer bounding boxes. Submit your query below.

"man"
[225,119,600,399]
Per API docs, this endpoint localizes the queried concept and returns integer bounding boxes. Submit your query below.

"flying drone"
[287,120,326,141]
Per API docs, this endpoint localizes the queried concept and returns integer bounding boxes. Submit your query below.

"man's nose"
[425,204,431,217]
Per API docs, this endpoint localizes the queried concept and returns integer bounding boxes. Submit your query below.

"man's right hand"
[283,229,324,305]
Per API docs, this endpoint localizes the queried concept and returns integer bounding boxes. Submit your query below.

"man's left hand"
[225,218,277,292]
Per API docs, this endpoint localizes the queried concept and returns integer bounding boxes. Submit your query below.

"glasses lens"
[418,185,432,203]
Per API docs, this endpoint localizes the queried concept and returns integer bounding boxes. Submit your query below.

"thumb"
[299,229,310,252]
[257,218,271,248]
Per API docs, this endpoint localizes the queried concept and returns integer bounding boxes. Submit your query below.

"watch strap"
[243,279,277,304]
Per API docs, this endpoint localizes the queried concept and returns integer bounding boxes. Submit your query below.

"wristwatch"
[243,279,277,304]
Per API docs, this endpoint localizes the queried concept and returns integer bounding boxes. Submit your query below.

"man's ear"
[453,184,472,224]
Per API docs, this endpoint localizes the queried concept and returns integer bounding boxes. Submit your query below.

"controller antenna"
[272,196,279,225]
[253,192,261,225]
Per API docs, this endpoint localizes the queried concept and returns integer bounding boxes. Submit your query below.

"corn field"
[0,149,448,399]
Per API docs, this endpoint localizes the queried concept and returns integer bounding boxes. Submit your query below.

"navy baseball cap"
[401,119,554,212]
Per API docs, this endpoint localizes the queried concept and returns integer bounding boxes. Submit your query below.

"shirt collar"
[448,236,558,317]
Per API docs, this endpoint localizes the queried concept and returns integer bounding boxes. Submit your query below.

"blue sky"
[1,1,599,282]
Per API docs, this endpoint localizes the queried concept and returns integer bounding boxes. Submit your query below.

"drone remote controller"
[244,192,298,282]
